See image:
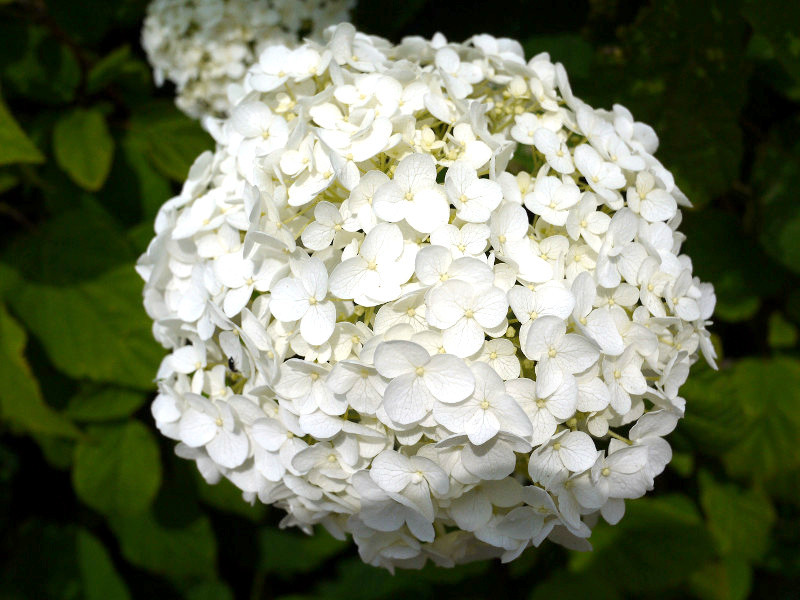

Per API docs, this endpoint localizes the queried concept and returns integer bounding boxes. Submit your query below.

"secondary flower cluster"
[141,0,355,118]
[138,23,716,570]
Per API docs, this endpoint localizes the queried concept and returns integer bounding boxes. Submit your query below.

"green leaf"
[0,302,80,438]
[72,421,161,516]
[258,527,347,577]
[689,557,752,600]
[76,528,132,600]
[64,385,147,422]
[128,103,213,181]
[0,25,80,104]
[721,358,800,480]
[699,470,776,561]
[183,581,235,600]
[86,45,133,94]
[109,509,217,580]
[753,128,800,276]
[570,494,715,593]
[742,1,800,88]
[768,311,798,349]
[1,522,130,600]
[0,91,45,165]
[681,366,750,455]
[53,108,115,191]
[10,264,163,389]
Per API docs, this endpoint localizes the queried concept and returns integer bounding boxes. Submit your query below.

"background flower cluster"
[1,0,799,598]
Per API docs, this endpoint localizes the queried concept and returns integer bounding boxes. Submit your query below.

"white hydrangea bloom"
[139,23,717,571]
[141,0,356,119]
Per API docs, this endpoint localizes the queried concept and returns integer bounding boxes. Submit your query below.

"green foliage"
[0,1,799,599]
[53,108,115,191]
[73,421,162,516]
[0,91,44,165]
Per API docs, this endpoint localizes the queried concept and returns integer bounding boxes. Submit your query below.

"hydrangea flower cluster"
[141,0,355,118]
[138,23,717,570]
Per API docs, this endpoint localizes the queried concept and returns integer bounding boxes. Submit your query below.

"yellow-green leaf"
[72,421,162,516]
[53,108,114,191]
[0,91,45,165]
[0,302,80,438]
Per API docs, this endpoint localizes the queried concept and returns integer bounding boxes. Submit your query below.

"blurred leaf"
[73,421,161,516]
[753,127,800,276]
[47,0,117,44]
[3,198,134,284]
[741,1,800,88]
[258,527,346,577]
[183,581,234,600]
[0,25,81,104]
[101,135,172,226]
[0,91,45,165]
[722,358,800,481]
[699,470,776,561]
[128,103,213,181]
[86,45,132,94]
[768,312,798,349]
[53,108,115,191]
[109,509,217,580]
[76,528,132,600]
[571,494,714,592]
[689,557,752,600]
[681,367,750,455]
[0,302,80,438]
[64,384,147,422]
[1,522,130,600]
[0,171,19,194]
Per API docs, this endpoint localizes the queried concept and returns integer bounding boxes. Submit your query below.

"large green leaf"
[0,302,80,438]
[570,494,715,593]
[53,108,115,191]
[0,91,44,165]
[76,528,133,600]
[127,103,213,181]
[109,509,218,580]
[722,358,800,481]
[4,201,163,389]
[72,421,161,516]
[10,264,162,389]
[64,384,147,422]
[699,470,776,561]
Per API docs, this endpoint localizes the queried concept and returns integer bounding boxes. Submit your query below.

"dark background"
[1,0,799,598]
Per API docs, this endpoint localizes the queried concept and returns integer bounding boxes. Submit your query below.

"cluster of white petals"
[141,0,355,118]
[138,23,717,570]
